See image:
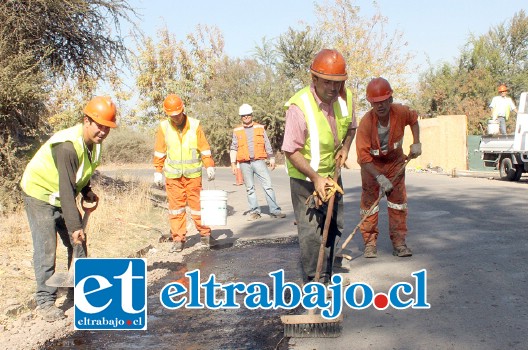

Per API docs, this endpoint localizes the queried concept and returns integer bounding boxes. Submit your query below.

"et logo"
[74,258,147,330]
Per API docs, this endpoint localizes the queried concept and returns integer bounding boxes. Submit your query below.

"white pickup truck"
[479,92,528,181]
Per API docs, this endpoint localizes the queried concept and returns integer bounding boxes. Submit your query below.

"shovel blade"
[46,270,74,288]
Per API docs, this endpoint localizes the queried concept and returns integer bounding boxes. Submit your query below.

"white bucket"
[487,119,499,135]
[200,190,228,226]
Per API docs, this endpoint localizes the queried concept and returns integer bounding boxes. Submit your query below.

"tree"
[276,26,322,90]
[413,10,528,134]
[0,0,136,211]
[133,25,225,126]
[314,0,416,111]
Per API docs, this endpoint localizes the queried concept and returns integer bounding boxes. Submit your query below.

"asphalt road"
[101,166,528,349]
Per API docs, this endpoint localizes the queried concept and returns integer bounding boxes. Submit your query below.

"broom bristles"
[281,314,342,338]
[283,322,341,338]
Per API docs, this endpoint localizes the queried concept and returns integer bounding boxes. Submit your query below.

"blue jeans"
[23,194,78,307]
[239,159,282,215]
[497,117,507,134]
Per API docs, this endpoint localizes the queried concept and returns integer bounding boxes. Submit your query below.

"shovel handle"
[314,167,341,282]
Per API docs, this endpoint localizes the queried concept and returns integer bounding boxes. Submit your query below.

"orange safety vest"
[233,123,268,162]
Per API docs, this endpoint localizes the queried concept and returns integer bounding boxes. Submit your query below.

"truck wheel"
[500,157,522,181]
[514,165,523,181]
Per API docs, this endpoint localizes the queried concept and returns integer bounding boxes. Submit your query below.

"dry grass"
[0,173,168,324]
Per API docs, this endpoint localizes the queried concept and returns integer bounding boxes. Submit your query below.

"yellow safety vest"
[161,117,203,179]
[20,124,100,206]
[284,86,352,180]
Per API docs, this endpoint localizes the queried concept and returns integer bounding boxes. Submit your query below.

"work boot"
[201,235,210,247]
[169,241,185,253]
[363,245,377,258]
[247,212,261,221]
[393,245,412,257]
[36,304,66,322]
[270,212,286,218]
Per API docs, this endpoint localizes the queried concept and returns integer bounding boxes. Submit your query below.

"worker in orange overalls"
[356,77,421,258]
[153,94,215,253]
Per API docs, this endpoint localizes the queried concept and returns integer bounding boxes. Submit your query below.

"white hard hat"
[239,104,253,116]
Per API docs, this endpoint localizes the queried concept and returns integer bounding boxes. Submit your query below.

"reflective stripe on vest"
[284,86,353,180]
[233,123,267,162]
[161,117,203,179]
[20,124,100,207]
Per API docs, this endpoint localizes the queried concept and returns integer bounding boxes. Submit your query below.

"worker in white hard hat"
[230,103,286,221]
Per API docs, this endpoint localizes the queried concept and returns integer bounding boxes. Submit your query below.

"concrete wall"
[345,114,468,172]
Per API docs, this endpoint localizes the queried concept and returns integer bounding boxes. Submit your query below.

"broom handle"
[339,156,411,253]
[314,167,341,283]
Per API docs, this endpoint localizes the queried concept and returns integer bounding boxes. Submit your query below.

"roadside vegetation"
[0,173,166,326]
[0,0,526,336]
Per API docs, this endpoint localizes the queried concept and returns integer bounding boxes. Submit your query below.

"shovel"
[46,199,95,288]
[335,156,411,263]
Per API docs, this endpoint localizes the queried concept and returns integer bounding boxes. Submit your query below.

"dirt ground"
[0,229,207,350]
[0,170,182,350]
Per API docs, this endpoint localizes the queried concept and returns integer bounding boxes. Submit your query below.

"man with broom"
[20,96,116,321]
[356,77,421,258]
[281,49,356,286]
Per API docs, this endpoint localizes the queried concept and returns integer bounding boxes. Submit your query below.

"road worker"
[356,77,421,258]
[230,103,286,221]
[489,84,518,135]
[20,96,116,321]
[153,94,215,253]
[282,49,356,284]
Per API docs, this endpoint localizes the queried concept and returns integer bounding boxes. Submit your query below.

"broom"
[281,168,343,338]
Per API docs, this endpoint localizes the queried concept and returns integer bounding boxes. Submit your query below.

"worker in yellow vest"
[281,49,356,285]
[20,96,117,322]
[153,94,215,253]
[230,103,286,221]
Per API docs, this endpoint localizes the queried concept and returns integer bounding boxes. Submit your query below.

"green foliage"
[276,27,322,89]
[413,10,528,134]
[102,127,154,165]
[314,0,417,110]
[0,0,135,212]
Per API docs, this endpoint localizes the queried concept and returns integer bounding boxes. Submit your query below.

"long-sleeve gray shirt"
[52,142,91,234]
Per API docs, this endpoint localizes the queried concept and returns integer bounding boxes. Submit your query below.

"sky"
[127,0,525,82]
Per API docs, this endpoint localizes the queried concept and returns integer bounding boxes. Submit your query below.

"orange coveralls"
[153,117,214,243]
[356,103,418,247]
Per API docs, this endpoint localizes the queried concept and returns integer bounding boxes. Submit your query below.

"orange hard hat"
[163,94,184,116]
[310,49,348,81]
[366,77,393,103]
[83,96,117,128]
[498,84,508,92]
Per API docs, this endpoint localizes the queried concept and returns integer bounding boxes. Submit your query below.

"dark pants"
[290,177,343,284]
[23,195,80,307]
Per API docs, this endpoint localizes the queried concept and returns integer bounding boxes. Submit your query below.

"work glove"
[153,172,163,188]
[269,157,276,170]
[206,167,215,181]
[409,143,422,159]
[376,174,394,195]
[305,178,344,208]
